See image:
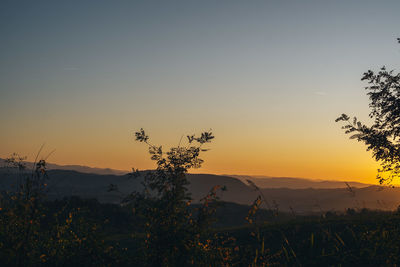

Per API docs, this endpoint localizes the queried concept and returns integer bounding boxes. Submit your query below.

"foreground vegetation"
[2,188,400,266]
[2,130,400,266]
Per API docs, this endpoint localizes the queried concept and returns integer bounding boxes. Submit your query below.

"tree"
[124,129,236,266]
[336,38,400,184]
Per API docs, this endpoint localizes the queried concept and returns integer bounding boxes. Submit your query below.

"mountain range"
[0,158,128,175]
[0,158,374,189]
[1,160,399,213]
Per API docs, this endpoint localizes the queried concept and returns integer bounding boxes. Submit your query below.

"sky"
[1,0,400,184]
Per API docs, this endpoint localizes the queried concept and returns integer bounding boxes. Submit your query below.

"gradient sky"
[1,0,400,184]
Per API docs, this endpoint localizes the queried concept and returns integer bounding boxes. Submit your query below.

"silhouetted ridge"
[0,169,399,213]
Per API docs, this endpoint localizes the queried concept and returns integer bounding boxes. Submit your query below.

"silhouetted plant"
[0,154,119,266]
[245,180,295,266]
[0,154,49,266]
[336,38,400,184]
[125,129,236,266]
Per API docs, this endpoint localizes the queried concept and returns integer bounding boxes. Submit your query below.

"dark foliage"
[0,155,122,266]
[336,38,400,184]
[3,154,400,266]
[123,129,238,266]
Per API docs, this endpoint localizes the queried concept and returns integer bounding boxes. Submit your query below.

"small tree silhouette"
[125,129,235,266]
[336,38,400,184]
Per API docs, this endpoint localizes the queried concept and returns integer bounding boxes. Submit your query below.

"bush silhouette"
[123,129,239,266]
[0,154,119,266]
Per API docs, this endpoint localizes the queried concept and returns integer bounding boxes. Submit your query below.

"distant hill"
[0,158,373,189]
[228,175,373,189]
[0,158,129,175]
[190,175,400,213]
[1,169,400,213]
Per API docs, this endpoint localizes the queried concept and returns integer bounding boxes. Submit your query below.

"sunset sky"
[1,1,400,184]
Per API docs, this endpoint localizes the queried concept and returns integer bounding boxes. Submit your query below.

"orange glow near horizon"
[0,124,382,185]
